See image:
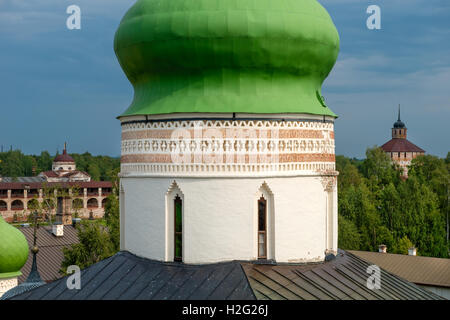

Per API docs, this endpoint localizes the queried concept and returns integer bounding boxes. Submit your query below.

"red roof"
[54,149,75,163]
[381,138,425,153]
[40,171,59,178]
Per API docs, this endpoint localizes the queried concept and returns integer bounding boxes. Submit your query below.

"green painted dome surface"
[0,217,29,278]
[114,0,340,117]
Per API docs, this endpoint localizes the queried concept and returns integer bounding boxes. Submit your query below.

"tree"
[336,149,448,258]
[409,155,449,246]
[379,183,400,231]
[104,193,120,252]
[338,214,361,250]
[392,236,414,255]
[37,151,53,173]
[61,169,121,272]
[0,150,25,178]
[87,163,101,181]
[61,221,116,272]
[0,148,120,181]
[361,146,401,187]
[336,155,362,191]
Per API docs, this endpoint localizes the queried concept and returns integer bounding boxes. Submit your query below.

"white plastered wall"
[0,277,18,298]
[121,175,336,264]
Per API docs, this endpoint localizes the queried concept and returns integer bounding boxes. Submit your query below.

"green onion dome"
[0,217,29,278]
[114,0,340,117]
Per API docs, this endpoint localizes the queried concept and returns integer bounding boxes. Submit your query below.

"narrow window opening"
[174,195,182,262]
[258,196,267,259]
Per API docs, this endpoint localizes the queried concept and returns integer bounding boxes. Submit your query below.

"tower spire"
[63,142,67,155]
[392,104,406,139]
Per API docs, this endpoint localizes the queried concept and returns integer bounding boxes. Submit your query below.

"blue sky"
[0,0,448,158]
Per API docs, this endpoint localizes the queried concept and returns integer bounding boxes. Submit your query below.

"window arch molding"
[254,182,275,261]
[165,181,185,262]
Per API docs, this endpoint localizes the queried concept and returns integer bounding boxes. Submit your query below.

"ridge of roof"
[7,251,255,300]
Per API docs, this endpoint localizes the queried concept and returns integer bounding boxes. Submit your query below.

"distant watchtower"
[381,105,425,177]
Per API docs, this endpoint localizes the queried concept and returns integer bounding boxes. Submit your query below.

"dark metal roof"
[1,252,46,300]
[6,250,443,300]
[19,225,79,283]
[241,250,443,300]
[8,251,255,300]
[0,177,46,183]
[1,281,45,300]
[393,120,406,128]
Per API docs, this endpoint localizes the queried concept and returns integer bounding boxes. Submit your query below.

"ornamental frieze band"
[120,119,335,176]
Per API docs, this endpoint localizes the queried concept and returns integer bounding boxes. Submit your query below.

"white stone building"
[0,145,112,223]
[119,116,338,264]
[115,0,341,265]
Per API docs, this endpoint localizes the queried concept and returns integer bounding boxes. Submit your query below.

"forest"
[337,147,449,258]
[0,149,120,182]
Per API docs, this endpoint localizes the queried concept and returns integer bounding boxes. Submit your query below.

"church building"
[115,0,340,264]
[1,0,442,301]
[381,107,425,177]
[0,145,112,223]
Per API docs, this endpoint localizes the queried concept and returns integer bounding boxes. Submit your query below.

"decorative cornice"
[121,119,336,177]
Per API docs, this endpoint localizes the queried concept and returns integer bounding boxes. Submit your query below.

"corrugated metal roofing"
[19,225,79,283]
[9,251,255,300]
[0,181,112,190]
[0,177,46,183]
[242,250,443,300]
[7,250,444,300]
[349,250,450,288]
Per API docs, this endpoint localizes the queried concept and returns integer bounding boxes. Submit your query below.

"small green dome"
[0,217,29,278]
[115,0,340,117]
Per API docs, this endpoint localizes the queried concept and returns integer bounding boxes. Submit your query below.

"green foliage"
[87,163,101,181]
[0,148,122,271]
[409,155,449,231]
[71,153,120,181]
[104,193,120,252]
[337,147,449,258]
[61,221,116,272]
[360,147,401,187]
[0,149,119,181]
[392,236,414,255]
[338,214,361,250]
[61,169,121,273]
